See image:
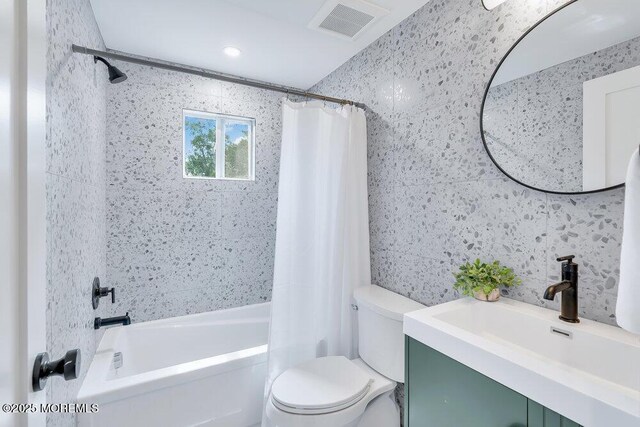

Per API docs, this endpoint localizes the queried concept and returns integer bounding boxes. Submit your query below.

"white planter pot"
[473,288,500,302]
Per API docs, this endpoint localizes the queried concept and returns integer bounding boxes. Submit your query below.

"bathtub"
[77,303,270,427]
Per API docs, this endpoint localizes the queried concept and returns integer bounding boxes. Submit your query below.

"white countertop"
[403,297,640,427]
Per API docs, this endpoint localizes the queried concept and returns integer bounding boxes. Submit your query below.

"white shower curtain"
[262,100,371,425]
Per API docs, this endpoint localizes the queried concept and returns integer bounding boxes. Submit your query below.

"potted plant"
[453,259,521,302]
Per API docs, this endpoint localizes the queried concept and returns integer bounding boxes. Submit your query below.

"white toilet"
[266,285,425,427]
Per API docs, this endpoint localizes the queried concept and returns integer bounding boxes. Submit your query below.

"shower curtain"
[262,100,371,425]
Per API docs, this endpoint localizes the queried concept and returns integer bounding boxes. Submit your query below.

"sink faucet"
[544,255,579,323]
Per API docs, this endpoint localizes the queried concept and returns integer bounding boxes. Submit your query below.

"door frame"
[583,64,640,191]
[0,0,47,426]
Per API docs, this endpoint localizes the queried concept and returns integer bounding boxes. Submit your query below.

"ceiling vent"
[309,0,389,40]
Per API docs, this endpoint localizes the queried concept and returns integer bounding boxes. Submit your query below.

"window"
[183,110,255,180]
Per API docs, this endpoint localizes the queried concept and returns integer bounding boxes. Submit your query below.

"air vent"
[319,4,374,38]
[309,0,389,40]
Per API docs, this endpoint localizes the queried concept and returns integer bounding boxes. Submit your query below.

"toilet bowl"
[266,285,424,427]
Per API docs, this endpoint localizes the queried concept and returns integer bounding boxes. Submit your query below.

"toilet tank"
[353,285,424,383]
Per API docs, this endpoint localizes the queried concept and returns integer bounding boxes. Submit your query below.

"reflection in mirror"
[482,0,640,194]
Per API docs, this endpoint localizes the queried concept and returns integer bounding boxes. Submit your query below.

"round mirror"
[481,0,640,194]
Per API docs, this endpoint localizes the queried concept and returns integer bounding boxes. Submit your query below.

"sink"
[404,297,640,427]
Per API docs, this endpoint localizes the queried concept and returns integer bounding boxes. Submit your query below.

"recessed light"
[223,46,242,58]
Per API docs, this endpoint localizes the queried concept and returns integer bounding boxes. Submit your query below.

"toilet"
[265,285,425,427]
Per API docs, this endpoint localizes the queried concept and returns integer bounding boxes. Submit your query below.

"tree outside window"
[183,111,254,180]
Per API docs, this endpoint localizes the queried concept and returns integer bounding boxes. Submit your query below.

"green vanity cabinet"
[405,337,582,427]
[404,336,527,427]
[527,401,581,427]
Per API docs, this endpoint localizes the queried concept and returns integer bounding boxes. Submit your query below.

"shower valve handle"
[106,287,115,303]
[92,277,115,309]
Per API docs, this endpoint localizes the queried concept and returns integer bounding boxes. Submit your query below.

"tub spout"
[94,312,131,329]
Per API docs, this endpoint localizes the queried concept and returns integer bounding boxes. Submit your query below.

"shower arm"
[71,44,366,109]
[93,55,112,68]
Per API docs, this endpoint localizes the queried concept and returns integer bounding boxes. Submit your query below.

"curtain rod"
[71,44,366,109]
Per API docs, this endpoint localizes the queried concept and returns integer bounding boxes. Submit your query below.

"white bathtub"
[77,303,270,427]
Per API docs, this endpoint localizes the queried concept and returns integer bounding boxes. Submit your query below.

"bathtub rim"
[78,302,270,405]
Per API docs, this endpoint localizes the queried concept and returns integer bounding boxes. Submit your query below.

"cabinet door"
[406,337,528,427]
[527,401,581,427]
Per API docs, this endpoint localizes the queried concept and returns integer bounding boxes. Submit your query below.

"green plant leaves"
[452,259,522,298]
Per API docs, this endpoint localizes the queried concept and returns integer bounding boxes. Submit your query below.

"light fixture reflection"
[482,0,508,10]
[223,46,242,58]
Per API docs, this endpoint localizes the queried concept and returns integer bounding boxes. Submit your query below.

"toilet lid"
[271,356,373,414]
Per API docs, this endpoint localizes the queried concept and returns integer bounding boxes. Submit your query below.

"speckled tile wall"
[46,0,627,424]
[485,35,640,192]
[46,0,108,425]
[312,1,625,421]
[104,61,280,323]
[313,0,624,326]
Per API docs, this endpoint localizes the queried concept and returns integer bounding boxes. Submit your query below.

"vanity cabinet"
[527,401,580,427]
[405,337,581,427]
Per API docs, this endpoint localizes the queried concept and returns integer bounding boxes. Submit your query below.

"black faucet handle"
[99,286,114,301]
[92,277,116,309]
[556,255,576,263]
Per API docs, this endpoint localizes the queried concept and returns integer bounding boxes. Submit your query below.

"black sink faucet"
[94,312,131,330]
[544,256,579,323]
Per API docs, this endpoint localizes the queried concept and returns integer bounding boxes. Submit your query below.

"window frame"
[182,109,256,181]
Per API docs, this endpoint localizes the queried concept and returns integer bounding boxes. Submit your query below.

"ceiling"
[90,0,431,89]
[493,0,640,85]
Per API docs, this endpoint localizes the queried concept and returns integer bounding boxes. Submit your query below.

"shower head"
[93,56,127,84]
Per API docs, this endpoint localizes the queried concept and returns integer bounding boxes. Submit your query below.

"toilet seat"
[266,358,397,427]
[271,356,373,415]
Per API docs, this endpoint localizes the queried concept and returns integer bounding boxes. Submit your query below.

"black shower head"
[93,56,127,84]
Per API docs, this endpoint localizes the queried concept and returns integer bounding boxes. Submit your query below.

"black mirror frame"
[479,0,626,195]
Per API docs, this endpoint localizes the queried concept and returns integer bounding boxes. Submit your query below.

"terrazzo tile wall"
[313,0,625,421]
[104,60,280,322]
[46,0,108,425]
[313,0,624,325]
[485,35,640,192]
